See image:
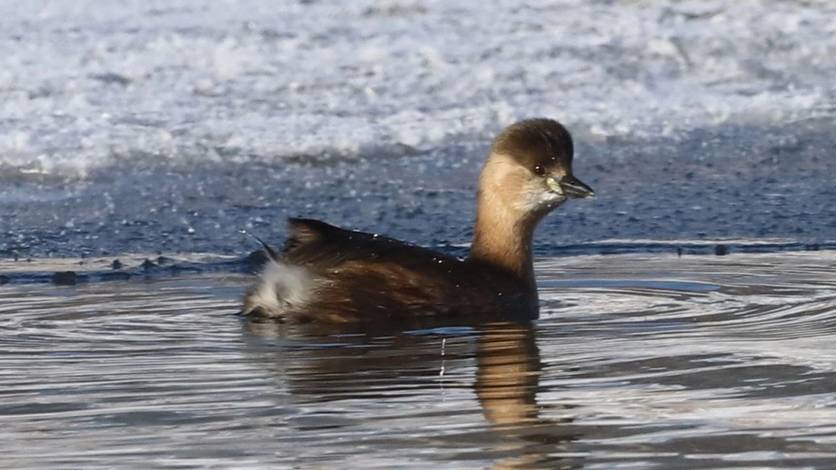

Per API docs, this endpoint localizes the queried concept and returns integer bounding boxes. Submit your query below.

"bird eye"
[533,165,545,176]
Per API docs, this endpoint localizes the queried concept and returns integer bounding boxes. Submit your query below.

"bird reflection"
[475,324,580,469]
[241,319,581,468]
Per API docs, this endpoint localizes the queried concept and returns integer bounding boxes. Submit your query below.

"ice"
[1,0,834,177]
[2,0,835,258]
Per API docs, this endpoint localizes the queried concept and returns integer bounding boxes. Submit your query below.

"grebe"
[241,118,594,323]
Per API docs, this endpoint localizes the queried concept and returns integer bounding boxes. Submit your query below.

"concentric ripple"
[2,252,836,468]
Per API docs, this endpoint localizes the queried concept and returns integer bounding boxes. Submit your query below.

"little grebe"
[241,118,594,322]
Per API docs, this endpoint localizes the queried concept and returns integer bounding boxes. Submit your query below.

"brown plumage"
[241,118,594,323]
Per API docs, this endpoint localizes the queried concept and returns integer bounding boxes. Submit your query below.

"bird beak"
[561,175,595,198]
[546,175,595,198]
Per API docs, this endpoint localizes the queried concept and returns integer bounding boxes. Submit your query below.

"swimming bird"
[241,118,594,323]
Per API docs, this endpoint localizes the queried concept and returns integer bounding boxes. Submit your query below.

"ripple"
[1,252,836,468]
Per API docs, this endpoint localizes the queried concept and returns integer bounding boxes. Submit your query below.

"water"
[3,125,836,259]
[3,252,836,468]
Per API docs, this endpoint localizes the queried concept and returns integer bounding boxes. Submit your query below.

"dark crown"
[492,118,574,173]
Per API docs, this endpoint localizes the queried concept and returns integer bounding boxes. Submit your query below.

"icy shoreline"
[1,0,834,176]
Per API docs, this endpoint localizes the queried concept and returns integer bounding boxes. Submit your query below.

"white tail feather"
[243,261,315,317]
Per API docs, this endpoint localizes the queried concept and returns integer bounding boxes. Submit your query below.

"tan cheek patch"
[480,152,562,214]
[481,154,529,194]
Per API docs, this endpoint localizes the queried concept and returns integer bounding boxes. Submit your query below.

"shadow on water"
[242,319,582,469]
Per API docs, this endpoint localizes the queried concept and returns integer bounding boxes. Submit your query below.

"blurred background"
[1,0,834,258]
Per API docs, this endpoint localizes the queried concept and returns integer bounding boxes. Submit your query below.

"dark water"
[3,252,836,469]
[2,122,836,259]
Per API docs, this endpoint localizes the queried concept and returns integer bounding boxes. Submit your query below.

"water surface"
[3,252,835,468]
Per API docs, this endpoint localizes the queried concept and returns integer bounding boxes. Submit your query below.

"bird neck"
[470,206,536,289]
[469,187,540,292]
